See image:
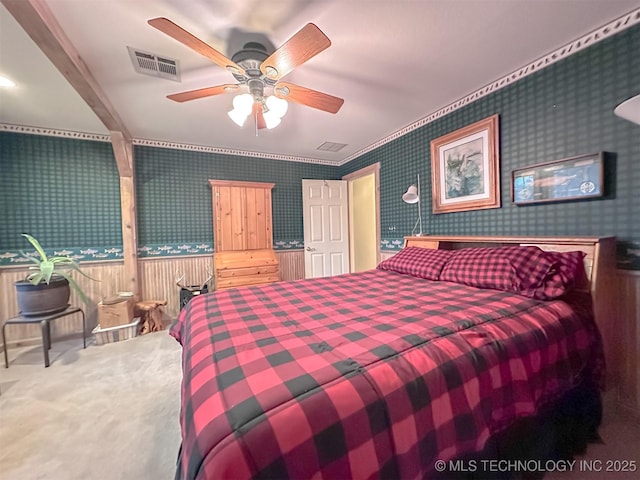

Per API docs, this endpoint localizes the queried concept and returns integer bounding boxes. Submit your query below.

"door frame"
[342,162,381,270]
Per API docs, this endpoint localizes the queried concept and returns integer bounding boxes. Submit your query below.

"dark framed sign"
[511,152,604,205]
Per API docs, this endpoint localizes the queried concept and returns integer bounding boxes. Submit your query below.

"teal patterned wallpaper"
[0,132,122,254]
[0,133,337,264]
[133,145,338,247]
[340,24,640,269]
[1,25,638,268]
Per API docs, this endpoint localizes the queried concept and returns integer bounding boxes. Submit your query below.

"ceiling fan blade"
[167,84,239,103]
[148,17,245,76]
[260,23,331,81]
[253,102,267,129]
[274,82,344,114]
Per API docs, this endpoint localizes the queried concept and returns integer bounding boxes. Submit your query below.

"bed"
[170,236,616,479]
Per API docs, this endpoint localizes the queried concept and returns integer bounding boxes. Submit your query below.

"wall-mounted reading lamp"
[614,94,640,125]
[402,174,423,236]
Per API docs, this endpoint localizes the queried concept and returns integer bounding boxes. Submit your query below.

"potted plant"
[15,234,96,316]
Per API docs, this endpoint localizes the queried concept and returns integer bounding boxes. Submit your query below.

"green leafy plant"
[20,233,97,303]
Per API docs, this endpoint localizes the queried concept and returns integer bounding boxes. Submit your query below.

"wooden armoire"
[209,180,279,290]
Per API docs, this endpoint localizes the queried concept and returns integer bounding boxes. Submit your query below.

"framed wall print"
[430,114,500,214]
[511,152,604,205]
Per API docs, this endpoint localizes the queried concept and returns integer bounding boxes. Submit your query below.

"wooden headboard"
[404,235,619,388]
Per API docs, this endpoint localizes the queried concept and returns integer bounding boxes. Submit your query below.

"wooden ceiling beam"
[110,131,133,177]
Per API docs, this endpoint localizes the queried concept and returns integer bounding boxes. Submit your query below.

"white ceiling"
[1,0,638,165]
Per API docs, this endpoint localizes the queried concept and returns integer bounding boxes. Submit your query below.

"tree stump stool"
[135,300,167,335]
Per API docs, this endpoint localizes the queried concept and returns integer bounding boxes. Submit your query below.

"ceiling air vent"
[317,141,347,153]
[127,46,180,82]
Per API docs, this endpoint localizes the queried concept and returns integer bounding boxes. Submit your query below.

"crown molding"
[2,8,638,167]
[0,124,341,166]
[0,123,110,141]
[131,138,342,166]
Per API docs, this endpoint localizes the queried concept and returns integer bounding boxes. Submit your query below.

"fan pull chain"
[255,109,258,137]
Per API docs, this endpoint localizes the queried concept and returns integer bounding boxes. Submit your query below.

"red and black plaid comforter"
[170,269,603,480]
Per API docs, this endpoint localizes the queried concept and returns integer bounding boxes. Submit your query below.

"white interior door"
[302,179,350,278]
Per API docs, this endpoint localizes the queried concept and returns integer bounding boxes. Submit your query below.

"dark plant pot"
[15,276,70,316]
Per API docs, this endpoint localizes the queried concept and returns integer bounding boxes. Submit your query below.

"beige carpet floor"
[0,331,182,480]
[1,331,638,480]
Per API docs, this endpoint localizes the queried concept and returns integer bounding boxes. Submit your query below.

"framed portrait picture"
[430,114,500,214]
[512,152,604,205]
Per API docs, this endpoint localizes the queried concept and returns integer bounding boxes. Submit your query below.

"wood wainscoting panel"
[380,251,398,262]
[0,262,127,346]
[616,270,640,419]
[277,250,304,281]
[139,255,213,318]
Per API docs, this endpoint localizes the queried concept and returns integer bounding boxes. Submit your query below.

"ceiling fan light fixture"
[228,108,249,127]
[266,95,288,117]
[149,18,344,128]
[232,93,254,115]
[263,111,282,129]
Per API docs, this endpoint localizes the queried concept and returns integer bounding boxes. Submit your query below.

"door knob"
[305,247,316,251]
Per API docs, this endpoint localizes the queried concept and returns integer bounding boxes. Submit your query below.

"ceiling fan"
[148,17,344,130]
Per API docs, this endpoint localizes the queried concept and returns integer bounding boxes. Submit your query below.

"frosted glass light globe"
[228,108,249,127]
[263,111,282,129]
[233,93,254,115]
[266,96,288,118]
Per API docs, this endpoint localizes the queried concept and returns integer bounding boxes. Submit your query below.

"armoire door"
[209,180,274,252]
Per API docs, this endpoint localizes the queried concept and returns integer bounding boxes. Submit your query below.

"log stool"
[135,300,167,335]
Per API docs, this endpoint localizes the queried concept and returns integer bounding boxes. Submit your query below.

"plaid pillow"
[440,246,556,294]
[548,250,588,288]
[522,250,588,300]
[377,247,454,280]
